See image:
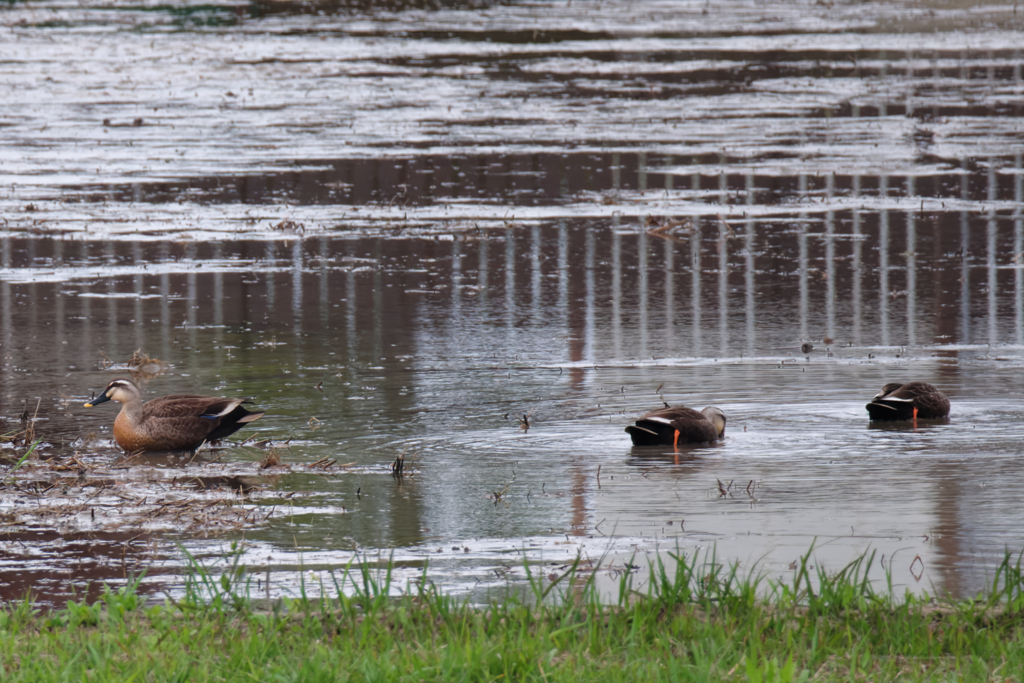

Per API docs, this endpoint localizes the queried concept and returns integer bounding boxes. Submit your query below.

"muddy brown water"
[1,0,1024,604]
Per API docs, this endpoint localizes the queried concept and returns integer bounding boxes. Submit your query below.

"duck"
[626,405,727,447]
[84,378,265,452]
[865,381,949,421]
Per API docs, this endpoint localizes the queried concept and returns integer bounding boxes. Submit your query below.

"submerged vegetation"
[1,547,1022,681]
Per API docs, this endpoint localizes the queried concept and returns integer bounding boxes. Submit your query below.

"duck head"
[85,378,141,407]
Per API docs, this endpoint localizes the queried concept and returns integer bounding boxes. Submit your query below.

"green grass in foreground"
[1,546,1023,682]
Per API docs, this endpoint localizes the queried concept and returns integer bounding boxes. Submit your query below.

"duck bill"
[84,393,111,408]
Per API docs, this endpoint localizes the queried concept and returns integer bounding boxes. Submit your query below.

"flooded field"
[2,0,1024,604]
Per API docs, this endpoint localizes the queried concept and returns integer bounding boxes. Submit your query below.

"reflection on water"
[73,151,1024,212]
[7,210,1022,378]
[3,0,1024,604]
[1,203,1024,601]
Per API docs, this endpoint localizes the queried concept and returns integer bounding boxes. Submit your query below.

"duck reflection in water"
[628,439,725,466]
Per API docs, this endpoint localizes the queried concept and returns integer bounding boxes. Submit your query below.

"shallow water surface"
[1,0,1024,604]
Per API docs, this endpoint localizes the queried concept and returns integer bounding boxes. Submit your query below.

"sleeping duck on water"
[626,405,727,447]
[865,381,949,421]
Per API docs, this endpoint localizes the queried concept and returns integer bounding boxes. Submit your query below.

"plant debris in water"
[0,458,285,536]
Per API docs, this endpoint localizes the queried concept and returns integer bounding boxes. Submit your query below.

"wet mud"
[1,0,1024,603]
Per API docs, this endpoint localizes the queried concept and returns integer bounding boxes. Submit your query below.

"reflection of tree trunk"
[929,474,963,599]
[566,224,589,534]
[565,223,587,391]
[933,213,962,366]
[931,213,963,597]
[569,458,588,537]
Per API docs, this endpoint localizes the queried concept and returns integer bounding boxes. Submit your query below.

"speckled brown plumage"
[626,405,727,446]
[865,381,950,421]
[86,379,264,453]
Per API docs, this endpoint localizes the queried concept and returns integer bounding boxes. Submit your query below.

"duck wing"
[142,395,248,418]
[137,396,263,449]
[904,384,950,418]
[636,406,705,423]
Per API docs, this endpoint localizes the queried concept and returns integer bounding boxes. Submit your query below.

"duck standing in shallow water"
[865,381,949,421]
[626,405,727,447]
[85,378,265,452]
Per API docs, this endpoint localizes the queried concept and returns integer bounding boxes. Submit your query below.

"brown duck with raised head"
[84,378,264,452]
[626,405,726,447]
[865,381,949,421]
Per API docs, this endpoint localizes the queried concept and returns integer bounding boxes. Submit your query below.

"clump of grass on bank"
[1,546,1023,682]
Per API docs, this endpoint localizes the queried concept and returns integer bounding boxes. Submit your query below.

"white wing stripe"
[209,401,242,417]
